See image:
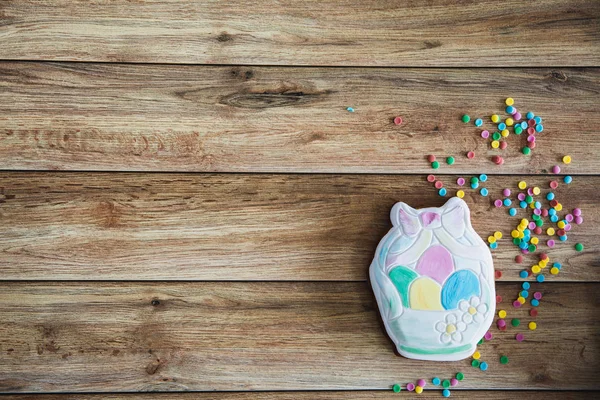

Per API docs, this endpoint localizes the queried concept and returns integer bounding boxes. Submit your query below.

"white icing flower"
[435,314,467,344]
[459,296,488,324]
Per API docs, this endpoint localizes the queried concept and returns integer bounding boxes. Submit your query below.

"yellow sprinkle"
[506,97,514,106]
[511,230,520,238]
[518,296,526,304]
[547,227,555,236]
[491,114,500,123]
[563,155,572,164]
[518,231,525,239]
[491,140,500,149]
[505,118,514,127]
[532,265,541,274]
[531,237,539,245]
[472,351,481,360]
[456,190,465,199]
[551,267,560,275]
[415,386,423,394]
[494,231,503,239]
[498,310,507,318]
[533,187,541,195]
[501,129,510,137]
[529,202,536,209]
[529,322,537,330]
[557,221,566,229]
[555,203,563,211]
[539,259,548,268]
[518,181,527,190]
[488,236,496,244]
[521,219,529,225]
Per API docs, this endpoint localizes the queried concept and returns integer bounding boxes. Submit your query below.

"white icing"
[370,197,496,361]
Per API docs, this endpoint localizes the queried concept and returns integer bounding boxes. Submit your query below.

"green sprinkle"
[500,355,509,364]
[511,318,520,327]
[492,132,501,140]
[522,147,531,155]
[535,219,543,227]
[514,126,523,135]
[432,161,440,169]
[528,244,537,252]
[526,195,533,204]
[447,156,455,165]
[393,384,401,393]
[575,243,584,252]
[477,338,484,345]
[456,372,464,381]
[471,177,479,184]
[462,115,471,123]
[472,359,480,367]
[442,379,451,388]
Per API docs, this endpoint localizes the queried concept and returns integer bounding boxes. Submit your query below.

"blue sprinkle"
[490,242,498,249]
[519,242,528,249]
[443,389,451,398]
[559,235,567,241]
[547,192,555,201]
[526,112,535,119]
[534,116,542,124]
[534,201,541,209]
[498,122,507,130]
[564,176,573,184]
[548,208,556,216]
[519,270,528,278]
[475,118,483,127]
[346,107,354,112]
[433,377,441,386]
[479,174,488,182]
[506,106,515,114]
[524,229,531,235]
[536,275,545,283]
[550,215,559,223]
[522,282,531,290]
[553,262,562,270]
[521,290,529,298]
[471,182,479,189]
[520,201,527,209]
[480,188,489,196]
[520,121,528,129]
[509,208,517,216]
[536,124,543,132]
[480,362,488,371]
[531,299,540,307]
[439,188,447,197]
[503,198,512,206]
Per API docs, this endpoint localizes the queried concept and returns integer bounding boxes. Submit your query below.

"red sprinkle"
[550,180,558,189]
[499,141,508,150]
[428,155,436,162]
[515,255,523,263]
[467,151,475,159]
[527,141,536,149]
[527,127,535,135]
[541,209,549,217]
[495,270,502,279]
[530,309,538,317]
[539,253,548,261]
[550,200,558,207]
[394,116,403,125]
[496,295,503,303]
[427,174,436,182]
[534,227,542,235]
[435,181,444,189]
[528,119,536,127]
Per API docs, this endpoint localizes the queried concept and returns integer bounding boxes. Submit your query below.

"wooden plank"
[0,173,596,282]
[0,282,598,392]
[0,1,598,66]
[0,392,595,399]
[1,63,600,173]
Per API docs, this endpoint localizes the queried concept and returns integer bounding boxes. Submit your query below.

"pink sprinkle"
[494,199,503,207]
[541,209,549,217]
[407,383,415,391]
[547,239,555,247]
[481,130,490,139]
[521,249,529,254]
[517,193,526,201]
[457,177,466,186]
[514,112,522,120]
[533,209,541,216]
[450,378,459,387]
[534,292,542,300]
[527,188,534,196]
[503,188,511,197]
[528,222,536,230]
[510,107,518,115]
[516,333,525,342]
[564,224,572,231]
[497,319,506,328]
[550,180,558,189]
[417,379,426,387]
[575,216,583,225]
[527,135,536,143]
[467,151,475,159]
[394,116,403,125]
[484,331,493,340]
[513,300,522,308]
[427,174,436,182]
[551,165,561,174]
[573,208,582,216]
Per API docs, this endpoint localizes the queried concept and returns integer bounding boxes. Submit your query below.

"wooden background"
[0,0,599,398]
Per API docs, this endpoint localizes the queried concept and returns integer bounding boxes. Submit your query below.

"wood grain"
[1,173,597,282]
[0,282,597,392]
[0,1,598,66]
[0,392,595,400]
[1,63,600,173]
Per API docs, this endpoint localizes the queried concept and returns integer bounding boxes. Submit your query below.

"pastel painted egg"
[409,277,444,311]
[415,244,454,284]
[441,270,481,310]
[388,265,419,308]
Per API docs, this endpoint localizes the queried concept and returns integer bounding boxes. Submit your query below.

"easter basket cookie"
[370,197,495,361]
